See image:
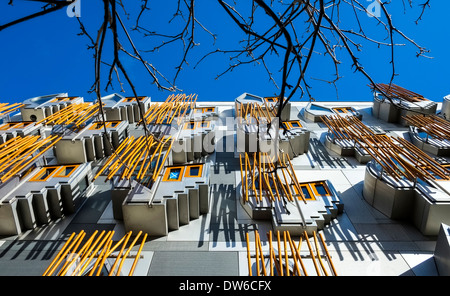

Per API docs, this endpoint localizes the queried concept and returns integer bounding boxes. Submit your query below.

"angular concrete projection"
[0,121,42,143]
[363,161,450,236]
[363,162,416,220]
[0,163,92,236]
[303,102,362,123]
[98,93,151,123]
[414,180,450,236]
[20,94,83,122]
[406,115,450,156]
[119,161,211,236]
[434,224,450,276]
[371,83,437,125]
[236,151,343,236]
[235,92,292,121]
[321,115,384,163]
[54,120,129,164]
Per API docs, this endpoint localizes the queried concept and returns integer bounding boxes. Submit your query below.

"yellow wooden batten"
[0,135,61,183]
[43,230,147,276]
[246,230,337,276]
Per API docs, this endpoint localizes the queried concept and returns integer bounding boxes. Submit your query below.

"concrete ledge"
[434,223,450,276]
[413,182,450,236]
[362,162,415,219]
[409,127,450,156]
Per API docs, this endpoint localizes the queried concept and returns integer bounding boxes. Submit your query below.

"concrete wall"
[434,223,450,276]
[362,163,415,220]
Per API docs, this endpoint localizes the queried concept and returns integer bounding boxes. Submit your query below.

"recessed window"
[89,121,120,130]
[29,165,80,182]
[311,182,331,196]
[183,122,196,130]
[198,121,210,128]
[195,107,215,113]
[284,121,302,130]
[54,165,78,178]
[333,107,356,114]
[265,97,278,103]
[300,185,315,200]
[185,165,202,177]
[163,167,185,181]
[169,168,182,180]
[109,121,120,128]
[30,167,58,182]
[89,122,105,130]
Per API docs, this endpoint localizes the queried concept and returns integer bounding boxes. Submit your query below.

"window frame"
[295,184,316,201]
[162,166,185,182]
[195,107,216,113]
[284,120,302,130]
[333,107,357,114]
[264,97,278,103]
[184,164,203,178]
[310,181,331,197]
[29,165,80,182]
[29,166,60,182]
[53,165,79,178]
[88,121,121,130]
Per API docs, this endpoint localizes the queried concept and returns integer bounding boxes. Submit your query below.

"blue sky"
[0,1,449,104]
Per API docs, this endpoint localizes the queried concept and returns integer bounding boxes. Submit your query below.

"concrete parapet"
[0,163,92,236]
[54,121,128,165]
[434,223,450,276]
[120,161,211,237]
[363,161,415,219]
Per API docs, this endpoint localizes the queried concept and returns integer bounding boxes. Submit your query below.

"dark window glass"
[315,184,328,195]
[169,168,182,180]
[301,186,313,199]
[188,166,200,176]
[60,166,75,176]
[39,168,56,180]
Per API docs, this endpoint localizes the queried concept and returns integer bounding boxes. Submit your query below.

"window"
[333,107,356,115]
[89,121,121,130]
[109,121,120,128]
[29,165,79,181]
[184,165,203,177]
[54,165,78,178]
[183,122,196,130]
[29,167,58,182]
[169,168,182,180]
[265,97,278,103]
[195,107,215,113]
[20,164,37,180]
[294,181,331,200]
[311,182,331,196]
[89,122,105,130]
[284,120,302,129]
[298,184,316,201]
[183,121,210,130]
[124,97,145,102]
[198,121,210,129]
[163,166,185,181]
